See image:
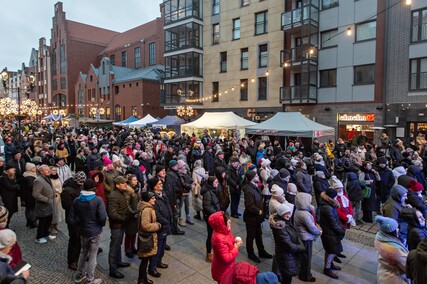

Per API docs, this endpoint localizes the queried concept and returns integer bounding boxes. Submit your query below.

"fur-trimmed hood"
[320,191,340,208]
[269,213,287,229]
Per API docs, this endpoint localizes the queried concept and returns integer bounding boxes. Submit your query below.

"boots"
[206,253,213,263]
[324,268,338,279]
[178,217,187,227]
[49,223,58,234]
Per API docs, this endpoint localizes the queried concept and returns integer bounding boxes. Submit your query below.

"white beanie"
[112,154,120,163]
[271,184,284,197]
[331,175,344,189]
[287,183,297,195]
[261,158,271,167]
[132,160,140,166]
[393,166,406,178]
[0,229,16,250]
[276,203,291,217]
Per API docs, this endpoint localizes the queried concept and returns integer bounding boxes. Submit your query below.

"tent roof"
[128,114,158,127]
[182,112,256,129]
[112,116,138,126]
[245,112,334,138]
[148,115,185,127]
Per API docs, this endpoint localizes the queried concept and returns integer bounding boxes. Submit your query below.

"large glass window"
[232,18,240,40]
[240,79,248,101]
[110,55,115,66]
[258,44,268,68]
[410,57,427,90]
[212,0,219,15]
[319,69,337,87]
[121,51,127,67]
[412,9,427,42]
[321,29,338,48]
[134,47,141,68]
[322,0,338,10]
[51,48,57,75]
[213,24,220,44]
[212,82,219,102]
[149,43,156,65]
[241,48,249,70]
[356,21,376,42]
[60,44,66,73]
[255,11,268,35]
[220,52,227,73]
[354,64,375,85]
[258,77,267,100]
[165,22,202,52]
[165,52,203,78]
[163,0,202,24]
[60,77,66,89]
[163,81,202,104]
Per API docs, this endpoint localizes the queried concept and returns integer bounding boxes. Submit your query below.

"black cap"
[148,177,160,190]
[246,170,257,182]
[155,165,165,176]
[141,191,155,202]
[83,179,96,192]
[230,157,239,163]
[5,164,15,171]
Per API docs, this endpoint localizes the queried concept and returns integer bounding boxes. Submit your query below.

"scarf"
[336,192,350,208]
[50,174,59,179]
[375,231,408,252]
[23,171,38,178]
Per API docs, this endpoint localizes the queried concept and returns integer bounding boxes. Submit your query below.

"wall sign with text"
[338,113,375,122]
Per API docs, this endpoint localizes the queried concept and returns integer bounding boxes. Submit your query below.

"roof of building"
[90,64,99,77]
[99,18,162,54]
[66,20,119,46]
[79,72,87,82]
[110,65,135,79]
[113,65,165,84]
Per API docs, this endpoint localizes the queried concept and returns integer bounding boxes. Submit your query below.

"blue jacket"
[69,191,107,238]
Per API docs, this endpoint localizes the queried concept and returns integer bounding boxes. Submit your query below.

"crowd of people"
[0,120,426,283]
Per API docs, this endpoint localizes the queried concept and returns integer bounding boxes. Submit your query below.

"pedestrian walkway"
[12,206,377,284]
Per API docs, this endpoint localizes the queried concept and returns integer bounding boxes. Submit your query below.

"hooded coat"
[312,175,329,205]
[346,172,364,202]
[401,209,427,252]
[295,168,312,194]
[201,183,221,219]
[294,192,320,241]
[137,201,161,258]
[89,170,106,205]
[407,237,427,284]
[319,192,345,254]
[208,211,238,282]
[383,185,412,242]
[220,261,258,284]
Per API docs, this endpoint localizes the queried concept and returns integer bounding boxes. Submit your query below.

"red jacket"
[220,262,258,284]
[336,193,354,229]
[0,227,22,268]
[89,170,106,205]
[208,211,239,282]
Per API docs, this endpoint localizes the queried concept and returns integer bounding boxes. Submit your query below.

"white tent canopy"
[245,112,335,138]
[128,114,158,127]
[181,112,256,132]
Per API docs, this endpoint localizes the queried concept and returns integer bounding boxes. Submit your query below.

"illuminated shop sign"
[338,113,375,122]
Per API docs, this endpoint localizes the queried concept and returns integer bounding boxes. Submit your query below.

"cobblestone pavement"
[12,203,378,284]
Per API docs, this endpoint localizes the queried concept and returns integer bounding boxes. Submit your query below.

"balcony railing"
[281,44,318,65]
[280,84,317,103]
[282,3,319,30]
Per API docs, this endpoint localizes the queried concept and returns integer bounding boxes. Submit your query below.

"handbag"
[138,231,154,253]
[362,186,371,199]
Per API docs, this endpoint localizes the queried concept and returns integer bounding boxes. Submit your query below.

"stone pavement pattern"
[12,205,378,284]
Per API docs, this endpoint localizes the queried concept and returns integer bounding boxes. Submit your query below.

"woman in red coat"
[89,170,106,205]
[331,176,355,230]
[208,211,242,283]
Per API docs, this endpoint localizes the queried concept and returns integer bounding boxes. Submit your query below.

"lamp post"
[1,68,36,145]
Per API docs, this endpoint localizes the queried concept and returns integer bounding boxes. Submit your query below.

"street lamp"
[176,88,195,122]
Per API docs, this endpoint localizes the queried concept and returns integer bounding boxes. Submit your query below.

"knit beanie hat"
[279,168,290,178]
[132,160,140,166]
[409,179,424,192]
[375,215,398,233]
[276,203,291,217]
[325,187,338,199]
[270,184,284,197]
[169,160,178,168]
[25,162,36,172]
[111,155,120,163]
[83,179,96,192]
[0,229,16,250]
[391,184,407,198]
[248,163,257,170]
[315,171,325,178]
[103,157,113,166]
[287,183,297,195]
[141,191,155,202]
[74,171,87,184]
[155,165,165,175]
[331,175,344,189]
[246,170,257,182]
[0,206,9,224]
[256,272,278,284]
[148,177,160,190]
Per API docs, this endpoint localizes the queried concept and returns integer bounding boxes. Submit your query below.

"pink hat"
[103,157,112,166]
[409,179,424,192]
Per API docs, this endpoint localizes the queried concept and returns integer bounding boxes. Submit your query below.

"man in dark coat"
[61,171,86,271]
[376,157,395,204]
[390,139,403,166]
[3,138,16,163]
[43,146,56,166]
[0,165,20,227]
[6,151,25,186]
[203,146,215,175]
[66,134,77,171]
[163,160,184,235]
[228,157,244,218]
[243,170,272,263]
[214,150,227,172]
[295,161,312,194]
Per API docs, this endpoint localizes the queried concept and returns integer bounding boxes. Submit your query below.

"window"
[60,44,66,73]
[220,52,227,73]
[212,24,220,44]
[132,106,137,116]
[121,51,127,67]
[60,77,66,89]
[52,48,57,75]
[212,0,219,15]
[322,0,338,9]
[241,48,249,70]
[258,44,268,68]
[240,79,248,101]
[232,18,240,40]
[52,79,57,91]
[134,47,141,68]
[321,29,338,48]
[115,86,119,95]
[115,104,121,120]
[149,43,156,65]
[110,55,115,66]
[241,0,250,6]
[258,77,267,100]
[319,69,337,87]
[356,21,376,42]
[411,9,427,42]
[410,57,427,90]
[255,11,268,35]
[354,64,375,84]
[212,82,219,102]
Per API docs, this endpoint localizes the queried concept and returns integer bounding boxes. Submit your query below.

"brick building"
[36,37,51,110]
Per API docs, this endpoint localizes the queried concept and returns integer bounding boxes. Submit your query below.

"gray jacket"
[294,192,320,241]
[32,175,56,218]
[296,168,312,194]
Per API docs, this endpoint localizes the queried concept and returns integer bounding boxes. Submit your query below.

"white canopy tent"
[245,112,335,138]
[181,112,256,135]
[128,114,158,128]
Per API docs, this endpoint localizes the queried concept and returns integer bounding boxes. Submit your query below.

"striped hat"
[0,206,9,224]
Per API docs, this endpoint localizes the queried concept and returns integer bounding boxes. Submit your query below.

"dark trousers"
[109,228,125,273]
[206,219,214,253]
[124,233,136,254]
[67,223,81,265]
[245,223,265,256]
[171,206,179,233]
[36,215,52,239]
[280,273,292,284]
[262,195,271,219]
[6,212,14,228]
[25,206,36,224]
[138,256,150,282]
[68,155,76,171]
[230,192,241,216]
[149,236,166,272]
[299,240,313,281]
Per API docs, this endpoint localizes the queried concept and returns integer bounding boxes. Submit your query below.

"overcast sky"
[0,0,163,71]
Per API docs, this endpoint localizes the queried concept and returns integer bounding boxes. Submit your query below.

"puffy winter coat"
[137,201,161,258]
[209,211,239,282]
[346,172,364,202]
[0,173,20,215]
[294,192,320,241]
[336,192,354,229]
[269,214,305,277]
[407,237,427,284]
[319,192,345,254]
[407,190,427,218]
[243,183,264,225]
[312,175,329,205]
[376,166,396,203]
[152,192,172,238]
[61,178,82,223]
[296,168,312,194]
[220,261,258,284]
[106,188,130,230]
[202,183,221,219]
[402,209,427,252]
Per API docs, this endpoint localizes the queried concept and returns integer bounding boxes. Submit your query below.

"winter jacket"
[407,190,427,218]
[33,175,55,218]
[243,182,264,225]
[22,173,36,208]
[137,201,161,258]
[103,169,122,195]
[203,151,215,174]
[0,253,25,284]
[336,192,354,229]
[220,261,258,284]
[201,184,221,218]
[68,190,107,238]
[296,168,312,194]
[228,165,244,194]
[294,192,320,241]
[401,209,427,252]
[126,165,145,184]
[164,169,181,206]
[152,192,172,238]
[398,174,416,189]
[89,170,106,205]
[312,175,329,205]
[376,166,396,203]
[215,167,230,211]
[271,175,288,193]
[124,186,139,236]
[346,172,364,202]
[107,188,130,230]
[407,165,426,189]
[61,178,82,223]
[0,173,20,214]
[390,146,403,163]
[407,237,427,284]
[209,211,238,283]
[319,192,345,254]
[269,213,305,277]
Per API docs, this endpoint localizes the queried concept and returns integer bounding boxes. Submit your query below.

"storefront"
[337,113,375,143]
[408,122,427,135]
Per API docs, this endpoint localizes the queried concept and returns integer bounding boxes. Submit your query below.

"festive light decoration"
[0,98,40,117]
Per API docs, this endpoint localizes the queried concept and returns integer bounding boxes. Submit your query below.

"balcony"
[280,84,317,104]
[281,44,317,68]
[282,2,319,33]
